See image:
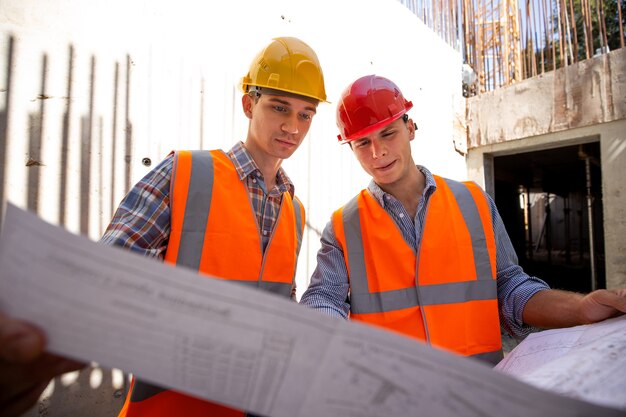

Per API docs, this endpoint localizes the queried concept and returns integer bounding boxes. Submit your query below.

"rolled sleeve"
[300,221,351,319]
[100,154,173,259]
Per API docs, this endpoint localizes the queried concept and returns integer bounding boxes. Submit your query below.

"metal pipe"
[546,192,552,264]
[564,195,571,264]
[585,156,597,291]
[526,187,533,260]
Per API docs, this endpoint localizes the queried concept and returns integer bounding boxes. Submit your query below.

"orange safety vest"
[332,175,502,365]
[119,150,305,417]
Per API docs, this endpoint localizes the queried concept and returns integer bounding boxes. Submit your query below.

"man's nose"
[282,114,299,134]
[371,140,386,159]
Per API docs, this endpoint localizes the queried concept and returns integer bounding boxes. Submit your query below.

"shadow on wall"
[0,35,136,416]
[0,36,12,228]
[0,30,329,417]
[23,365,128,417]
[0,35,134,233]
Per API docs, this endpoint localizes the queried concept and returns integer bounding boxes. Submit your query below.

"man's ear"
[408,118,416,141]
[242,94,254,119]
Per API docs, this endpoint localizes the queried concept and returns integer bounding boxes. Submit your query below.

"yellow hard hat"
[240,37,327,103]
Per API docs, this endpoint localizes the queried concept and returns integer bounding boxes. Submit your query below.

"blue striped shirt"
[100,141,294,257]
[299,165,549,339]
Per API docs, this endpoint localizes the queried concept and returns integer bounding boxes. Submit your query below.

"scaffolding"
[465,0,522,92]
[398,0,625,93]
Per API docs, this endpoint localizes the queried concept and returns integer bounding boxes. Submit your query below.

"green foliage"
[545,0,625,67]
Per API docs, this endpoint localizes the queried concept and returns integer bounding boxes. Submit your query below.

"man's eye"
[300,113,312,121]
[355,140,368,148]
[274,106,287,112]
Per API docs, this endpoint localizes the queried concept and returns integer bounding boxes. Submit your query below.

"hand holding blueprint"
[0,203,624,417]
[496,314,626,410]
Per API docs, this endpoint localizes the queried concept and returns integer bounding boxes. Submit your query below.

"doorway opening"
[492,141,604,293]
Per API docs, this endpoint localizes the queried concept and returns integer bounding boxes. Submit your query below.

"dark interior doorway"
[493,142,605,293]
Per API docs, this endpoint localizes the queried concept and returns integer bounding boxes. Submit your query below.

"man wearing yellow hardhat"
[0,37,326,417]
[300,74,626,365]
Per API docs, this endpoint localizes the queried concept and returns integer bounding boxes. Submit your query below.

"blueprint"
[496,315,626,411]
[1,202,625,417]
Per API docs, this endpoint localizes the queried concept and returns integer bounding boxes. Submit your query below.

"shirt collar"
[227,141,295,197]
[367,165,437,207]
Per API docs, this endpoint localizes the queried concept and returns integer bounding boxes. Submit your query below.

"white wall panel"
[1,0,466,298]
[0,0,465,413]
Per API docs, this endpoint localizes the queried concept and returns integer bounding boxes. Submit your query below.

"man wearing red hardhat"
[301,74,626,365]
[0,37,327,417]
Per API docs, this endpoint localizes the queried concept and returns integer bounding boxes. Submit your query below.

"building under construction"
[399,0,625,294]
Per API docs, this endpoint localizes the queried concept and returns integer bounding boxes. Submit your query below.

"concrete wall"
[465,48,626,290]
[466,48,626,146]
[0,0,466,415]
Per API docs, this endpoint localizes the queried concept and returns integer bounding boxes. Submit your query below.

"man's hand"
[578,288,626,324]
[0,313,84,417]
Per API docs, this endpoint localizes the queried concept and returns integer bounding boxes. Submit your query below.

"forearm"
[522,289,586,328]
[523,286,626,329]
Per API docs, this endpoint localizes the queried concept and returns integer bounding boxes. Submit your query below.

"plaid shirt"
[100,141,295,257]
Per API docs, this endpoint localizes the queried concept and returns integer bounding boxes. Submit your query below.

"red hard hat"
[336,75,413,143]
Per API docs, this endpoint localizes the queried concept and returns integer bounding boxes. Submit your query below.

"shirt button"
[252,178,257,183]
[263,231,268,235]
[399,213,405,218]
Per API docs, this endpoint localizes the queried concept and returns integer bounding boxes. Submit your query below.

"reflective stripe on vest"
[120,150,304,417]
[335,176,502,365]
[166,150,302,290]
